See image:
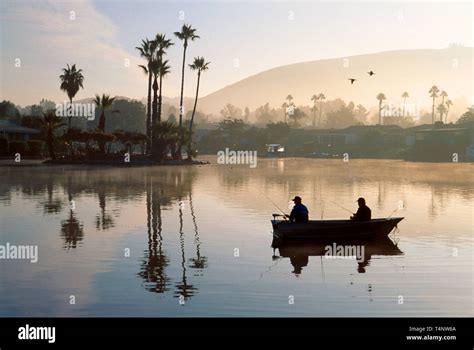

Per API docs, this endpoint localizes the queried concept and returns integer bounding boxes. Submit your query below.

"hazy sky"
[0,0,472,106]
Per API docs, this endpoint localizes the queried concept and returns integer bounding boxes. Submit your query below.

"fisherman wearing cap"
[351,197,371,221]
[286,196,309,223]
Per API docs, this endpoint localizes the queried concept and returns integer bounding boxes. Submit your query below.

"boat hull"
[271,217,403,239]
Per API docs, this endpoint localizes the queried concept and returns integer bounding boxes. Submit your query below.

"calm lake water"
[0,157,472,317]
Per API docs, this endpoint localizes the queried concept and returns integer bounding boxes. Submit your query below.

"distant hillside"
[198,46,473,119]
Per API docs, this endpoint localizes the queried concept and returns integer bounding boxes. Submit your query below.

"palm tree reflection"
[139,182,170,293]
[41,179,63,214]
[174,199,197,300]
[60,210,84,250]
[60,179,84,250]
[95,188,115,230]
[188,192,207,274]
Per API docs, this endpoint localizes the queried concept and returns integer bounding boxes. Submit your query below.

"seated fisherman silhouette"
[285,196,309,223]
[351,197,371,221]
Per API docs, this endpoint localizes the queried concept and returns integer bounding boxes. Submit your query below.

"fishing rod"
[387,207,401,218]
[329,200,354,214]
[260,191,288,217]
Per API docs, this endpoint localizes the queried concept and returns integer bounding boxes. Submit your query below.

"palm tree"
[136,38,158,153]
[174,24,200,159]
[40,111,64,160]
[440,91,448,104]
[445,99,453,123]
[154,34,174,123]
[93,94,116,153]
[152,121,180,162]
[281,102,288,123]
[59,64,84,130]
[149,58,170,135]
[439,90,448,122]
[93,94,116,132]
[437,103,447,123]
[311,94,318,128]
[284,95,294,124]
[402,92,409,117]
[188,57,210,159]
[149,59,159,132]
[376,93,386,125]
[157,58,171,123]
[149,58,171,157]
[429,85,440,124]
[317,93,326,127]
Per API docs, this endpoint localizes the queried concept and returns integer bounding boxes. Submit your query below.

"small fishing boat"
[271,215,403,239]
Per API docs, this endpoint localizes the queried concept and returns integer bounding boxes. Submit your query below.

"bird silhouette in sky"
[367,70,375,76]
[348,78,357,84]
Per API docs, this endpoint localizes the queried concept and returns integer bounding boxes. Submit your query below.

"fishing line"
[259,190,288,217]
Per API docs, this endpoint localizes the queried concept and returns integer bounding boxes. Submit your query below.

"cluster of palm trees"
[136,24,210,160]
[281,93,326,128]
[281,94,294,124]
[56,64,146,158]
[376,88,453,125]
[376,92,412,124]
[52,24,210,162]
[429,85,453,124]
[376,92,411,124]
[310,93,326,127]
[376,92,410,123]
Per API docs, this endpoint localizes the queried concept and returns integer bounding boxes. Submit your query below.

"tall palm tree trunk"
[98,110,106,153]
[403,97,407,117]
[151,77,158,156]
[188,70,201,159]
[312,103,316,128]
[176,45,187,160]
[440,96,446,122]
[146,71,152,154]
[68,97,73,131]
[47,128,56,160]
[431,98,435,124]
[378,101,384,125]
[319,101,323,127]
[158,74,163,123]
[98,111,105,132]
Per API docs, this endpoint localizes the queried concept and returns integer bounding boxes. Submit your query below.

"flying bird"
[348,78,357,84]
[367,71,375,76]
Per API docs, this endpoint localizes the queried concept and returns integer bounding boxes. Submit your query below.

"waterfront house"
[0,120,40,142]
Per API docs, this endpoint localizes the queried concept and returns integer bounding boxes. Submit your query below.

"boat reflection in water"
[272,236,403,275]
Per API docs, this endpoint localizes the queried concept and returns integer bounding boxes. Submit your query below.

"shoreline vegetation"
[1,24,210,166]
[0,157,209,167]
[43,157,209,166]
[1,25,473,165]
